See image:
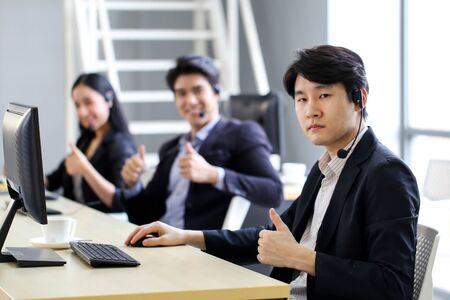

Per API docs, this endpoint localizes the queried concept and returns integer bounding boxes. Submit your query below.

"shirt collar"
[179,115,221,146]
[192,115,221,142]
[318,126,368,177]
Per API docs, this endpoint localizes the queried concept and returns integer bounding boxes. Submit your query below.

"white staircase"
[66,0,270,164]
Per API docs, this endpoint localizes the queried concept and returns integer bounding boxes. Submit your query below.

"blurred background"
[0,0,449,297]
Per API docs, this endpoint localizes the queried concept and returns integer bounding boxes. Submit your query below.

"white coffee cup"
[41,216,77,243]
[282,162,307,184]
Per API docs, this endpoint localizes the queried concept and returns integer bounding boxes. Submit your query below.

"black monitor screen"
[229,92,285,159]
[3,103,46,224]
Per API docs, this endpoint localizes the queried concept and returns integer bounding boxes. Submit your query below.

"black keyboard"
[70,241,140,267]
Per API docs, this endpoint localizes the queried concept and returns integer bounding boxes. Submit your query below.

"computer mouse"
[130,233,159,247]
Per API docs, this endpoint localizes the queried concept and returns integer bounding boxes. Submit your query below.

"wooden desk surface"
[0,195,289,300]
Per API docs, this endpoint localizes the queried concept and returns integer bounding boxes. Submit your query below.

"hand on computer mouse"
[130,233,159,247]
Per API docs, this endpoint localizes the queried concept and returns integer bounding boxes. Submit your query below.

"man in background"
[116,54,283,229]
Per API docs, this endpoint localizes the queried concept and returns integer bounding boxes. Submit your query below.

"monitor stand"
[0,198,21,263]
[6,247,66,267]
[0,198,66,267]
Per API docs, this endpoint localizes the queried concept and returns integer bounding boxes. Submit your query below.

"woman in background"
[45,73,136,212]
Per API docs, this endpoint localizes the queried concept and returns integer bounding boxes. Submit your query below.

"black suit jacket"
[47,130,136,212]
[120,118,283,229]
[203,128,420,300]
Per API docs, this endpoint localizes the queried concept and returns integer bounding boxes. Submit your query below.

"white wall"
[0,0,66,173]
[0,0,327,175]
[241,0,327,169]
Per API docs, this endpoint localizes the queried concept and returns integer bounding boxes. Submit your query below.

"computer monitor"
[228,92,285,165]
[0,103,63,266]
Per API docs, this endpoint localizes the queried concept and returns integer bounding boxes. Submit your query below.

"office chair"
[221,196,251,230]
[423,160,450,200]
[414,224,440,300]
[222,92,285,230]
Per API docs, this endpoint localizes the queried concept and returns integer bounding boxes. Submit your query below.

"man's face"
[294,75,363,157]
[173,73,220,133]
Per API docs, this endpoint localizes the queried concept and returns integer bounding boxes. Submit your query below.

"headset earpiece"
[105,90,114,102]
[352,89,363,108]
[213,85,220,94]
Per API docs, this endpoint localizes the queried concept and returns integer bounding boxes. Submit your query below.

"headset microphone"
[337,89,364,159]
[198,111,205,118]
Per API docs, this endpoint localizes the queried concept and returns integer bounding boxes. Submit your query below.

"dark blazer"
[203,127,420,300]
[120,118,283,229]
[47,130,136,212]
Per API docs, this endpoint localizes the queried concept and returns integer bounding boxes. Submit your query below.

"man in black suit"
[116,55,283,229]
[125,46,419,300]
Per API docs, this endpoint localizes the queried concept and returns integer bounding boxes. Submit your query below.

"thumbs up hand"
[269,207,290,232]
[184,142,196,155]
[138,145,146,160]
[257,208,313,270]
[65,143,89,176]
[178,142,218,184]
[121,145,146,188]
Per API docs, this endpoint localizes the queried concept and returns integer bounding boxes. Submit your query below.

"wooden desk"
[0,195,289,300]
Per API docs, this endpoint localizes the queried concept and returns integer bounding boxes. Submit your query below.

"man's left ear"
[353,88,368,111]
[361,88,368,110]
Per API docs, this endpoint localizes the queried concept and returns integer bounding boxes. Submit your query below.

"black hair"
[283,45,369,117]
[166,55,220,94]
[72,73,130,134]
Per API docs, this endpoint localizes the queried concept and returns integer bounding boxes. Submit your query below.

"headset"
[352,89,363,108]
[337,89,364,159]
[105,90,114,102]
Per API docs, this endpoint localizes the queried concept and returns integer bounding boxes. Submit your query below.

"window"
[329,0,450,295]
[407,0,450,293]
[328,0,401,155]
[407,0,450,132]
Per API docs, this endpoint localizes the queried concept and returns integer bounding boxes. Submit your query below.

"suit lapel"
[315,127,378,251]
[158,137,182,172]
[315,160,360,251]
[158,118,226,174]
[291,164,324,241]
[197,118,227,157]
